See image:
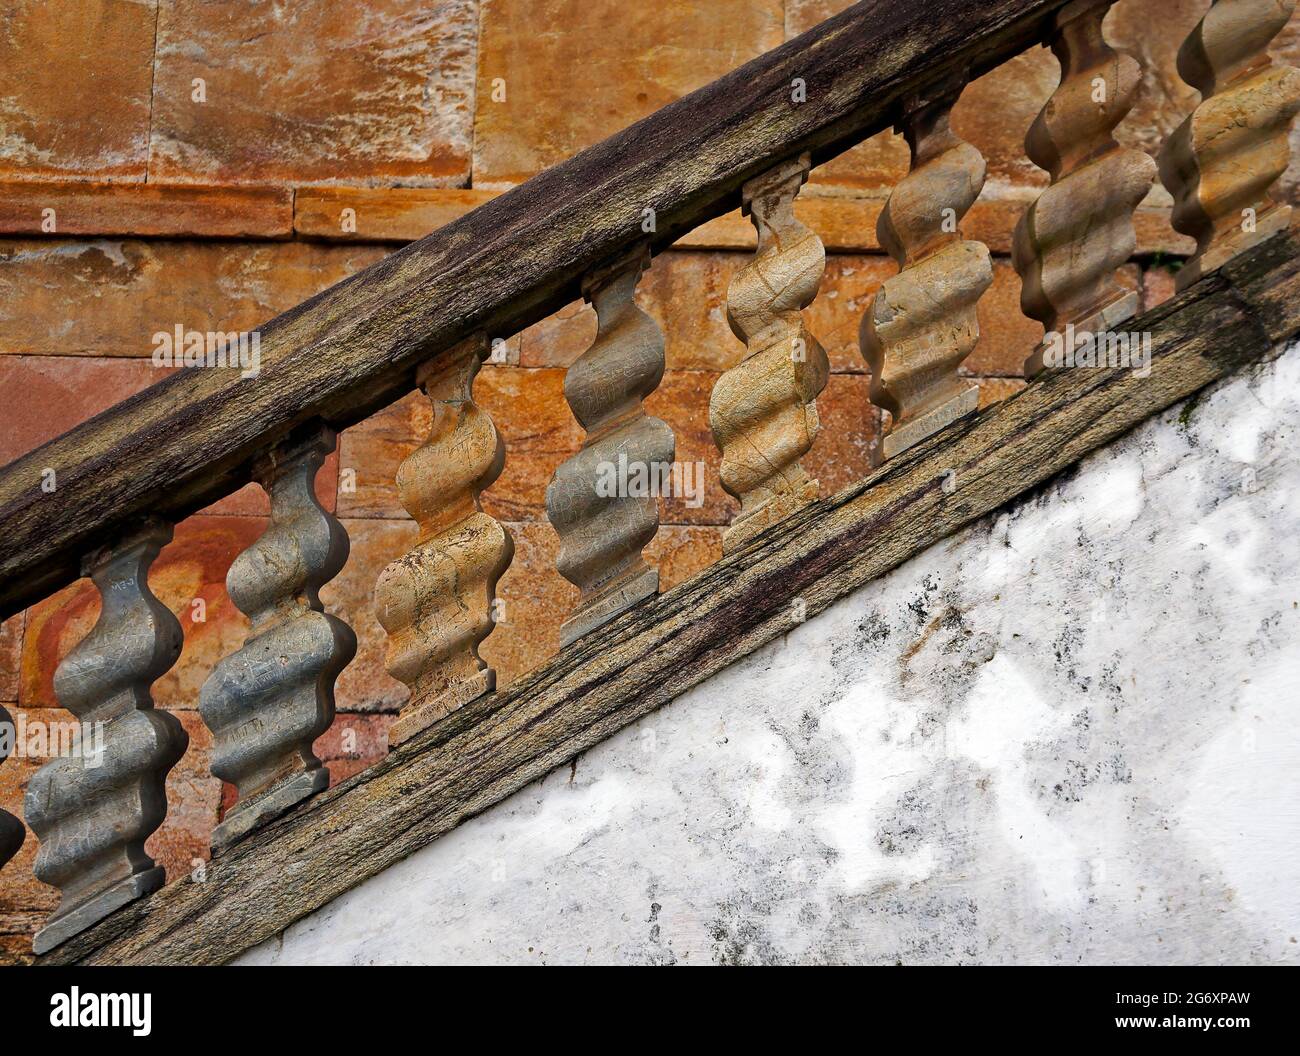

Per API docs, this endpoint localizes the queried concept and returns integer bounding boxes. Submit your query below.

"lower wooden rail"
[39,230,1300,967]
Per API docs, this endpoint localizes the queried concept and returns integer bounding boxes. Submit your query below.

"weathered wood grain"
[39,230,1299,967]
[0,0,1075,620]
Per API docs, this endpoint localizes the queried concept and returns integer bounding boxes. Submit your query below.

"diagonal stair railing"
[1,0,1297,957]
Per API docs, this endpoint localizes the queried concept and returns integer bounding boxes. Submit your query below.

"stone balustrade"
[6,0,1299,957]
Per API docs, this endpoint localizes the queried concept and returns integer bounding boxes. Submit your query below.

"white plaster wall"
[241,344,1300,966]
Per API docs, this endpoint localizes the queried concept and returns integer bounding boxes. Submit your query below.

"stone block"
[0,184,293,239]
[150,0,478,186]
[473,0,783,186]
[0,615,20,703]
[0,0,156,183]
[0,240,388,358]
[294,188,495,241]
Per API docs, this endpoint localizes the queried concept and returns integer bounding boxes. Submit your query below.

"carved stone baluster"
[199,427,355,851]
[546,245,676,644]
[710,154,830,554]
[0,705,23,871]
[1015,0,1157,376]
[861,78,993,464]
[376,335,514,745]
[24,519,187,954]
[1158,0,1300,291]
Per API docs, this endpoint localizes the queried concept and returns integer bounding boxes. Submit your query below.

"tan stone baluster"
[1158,0,1300,291]
[24,519,187,954]
[0,705,23,872]
[710,153,830,554]
[199,426,355,852]
[1015,0,1157,376]
[861,77,993,464]
[546,245,675,645]
[375,335,513,747]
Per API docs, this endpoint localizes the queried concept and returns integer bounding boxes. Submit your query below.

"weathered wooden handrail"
[0,0,1077,620]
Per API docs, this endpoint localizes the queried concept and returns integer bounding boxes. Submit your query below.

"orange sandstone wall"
[0,0,1295,961]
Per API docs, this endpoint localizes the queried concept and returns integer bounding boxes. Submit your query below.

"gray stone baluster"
[1158,0,1300,290]
[375,335,514,746]
[710,153,830,553]
[25,518,187,954]
[1013,0,1156,376]
[0,705,23,871]
[861,76,993,463]
[546,244,676,645]
[200,427,355,852]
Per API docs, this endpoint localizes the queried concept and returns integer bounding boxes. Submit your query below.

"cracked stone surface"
[241,341,1300,965]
